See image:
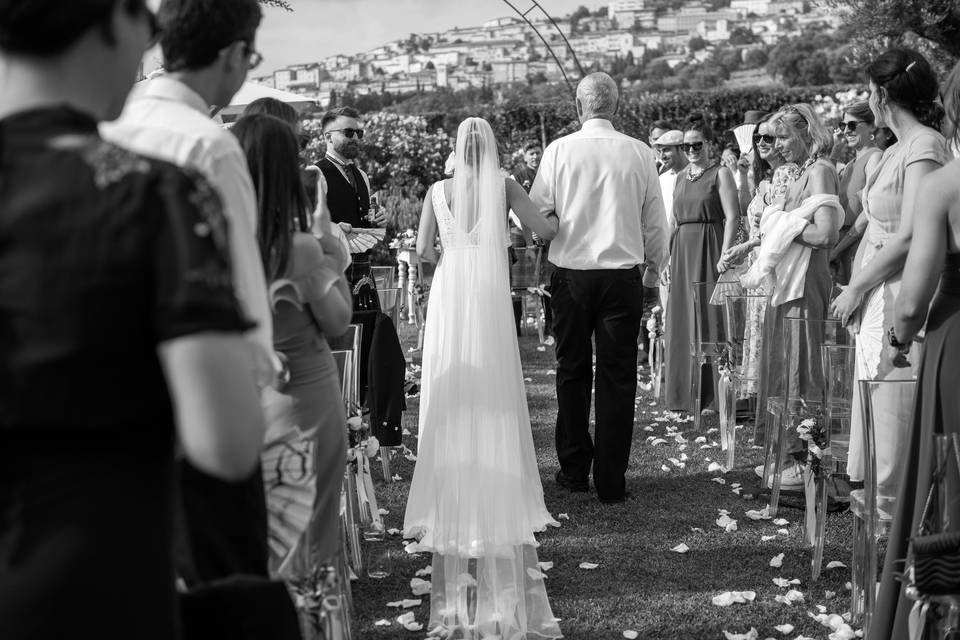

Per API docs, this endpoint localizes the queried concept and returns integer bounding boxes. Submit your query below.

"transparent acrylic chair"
[370,265,396,290]
[509,245,543,337]
[762,317,851,516]
[332,348,363,577]
[691,281,727,431]
[721,294,766,470]
[809,344,856,581]
[851,378,917,632]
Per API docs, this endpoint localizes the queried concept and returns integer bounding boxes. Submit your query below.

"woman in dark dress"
[664,119,740,413]
[232,113,352,578]
[0,2,265,638]
[870,59,960,640]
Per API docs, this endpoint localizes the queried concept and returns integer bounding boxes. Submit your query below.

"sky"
[254,0,594,75]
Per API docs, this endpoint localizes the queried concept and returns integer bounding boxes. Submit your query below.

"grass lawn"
[352,321,860,640]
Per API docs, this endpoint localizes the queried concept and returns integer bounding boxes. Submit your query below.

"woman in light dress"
[830,48,948,498]
[403,117,562,640]
[718,116,800,411]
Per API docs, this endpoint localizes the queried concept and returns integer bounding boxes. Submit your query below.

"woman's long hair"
[750,115,775,187]
[772,103,833,161]
[942,59,960,151]
[231,113,310,282]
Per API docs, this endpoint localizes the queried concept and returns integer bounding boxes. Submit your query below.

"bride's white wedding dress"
[403,118,561,640]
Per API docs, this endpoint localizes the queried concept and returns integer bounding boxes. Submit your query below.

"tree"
[688,35,707,52]
[743,47,768,69]
[728,26,758,46]
[825,0,959,69]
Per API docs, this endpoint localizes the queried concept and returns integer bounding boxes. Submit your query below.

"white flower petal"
[761,535,776,541]
[712,477,727,485]
[537,561,554,571]
[723,628,759,640]
[374,619,391,626]
[410,578,431,596]
[557,513,570,520]
[769,553,784,568]
[526,567,547,581]
[772,518,790,526]
[671,543,690,554]
[578,562,600,570]
[415,566,433,577]
[825,560,847,570]
[774,623,794,634]
[777,528,790,535]
[708,462,725,472]
[623,631,639,639]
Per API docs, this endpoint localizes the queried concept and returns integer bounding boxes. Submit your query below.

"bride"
[403,117,562,639]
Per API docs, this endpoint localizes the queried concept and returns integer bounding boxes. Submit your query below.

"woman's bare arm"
[506,179,558,241]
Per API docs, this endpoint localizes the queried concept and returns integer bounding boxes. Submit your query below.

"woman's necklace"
[794,157,816,179]
[685,162,713,182]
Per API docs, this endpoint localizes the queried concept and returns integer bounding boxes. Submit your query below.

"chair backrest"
[509,245,542,291]
[821,344,856,471]
[331,349,352,408]
[691,281,726,354]
[779,317,852,407]
[370,266,396,289]
[723,294,766,377]
[857,378,917,518]
[376,287,402,328]
[328,323,362,354]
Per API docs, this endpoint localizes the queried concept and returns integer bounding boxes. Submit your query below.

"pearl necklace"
[685,162,714,182]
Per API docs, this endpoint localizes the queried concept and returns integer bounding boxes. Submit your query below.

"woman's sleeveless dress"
[403,182,561,639]
[664,164,725,411]
[870,253,960,639]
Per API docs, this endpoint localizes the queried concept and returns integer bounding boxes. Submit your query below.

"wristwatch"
[887,326,909,350]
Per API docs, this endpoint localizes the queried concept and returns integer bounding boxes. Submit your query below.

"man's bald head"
[576,72,619,122]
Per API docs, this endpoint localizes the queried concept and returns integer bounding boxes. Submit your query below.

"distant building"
[274,63,323,94]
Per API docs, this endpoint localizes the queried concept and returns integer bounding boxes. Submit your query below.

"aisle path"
[354,327,860,640]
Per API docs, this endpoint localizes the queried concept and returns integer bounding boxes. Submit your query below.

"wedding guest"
[512,140,542,192]
[530,72,668,504]
[830,49,948,498]
[870,58,960,640]
[650,119,675,173]
[241,96,298,125]
[101,0,275,584]
[0,1,265,637]
[663,118,740,414]
[828,101,882,285]
[232,113,351,578]
[719,116,801,408]
[653,129,688,315]
[749,103,843,489]
[317,105,387,306]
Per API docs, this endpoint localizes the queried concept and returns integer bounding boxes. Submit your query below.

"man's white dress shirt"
[101,77,273,369]
[529,119,668,279]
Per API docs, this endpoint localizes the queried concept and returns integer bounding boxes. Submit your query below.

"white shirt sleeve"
[640,150,669,277]
[528,144,556,217]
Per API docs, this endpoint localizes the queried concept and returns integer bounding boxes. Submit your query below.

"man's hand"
[338,222,353,234]
[642,268,659,288]
[371,208,388,227]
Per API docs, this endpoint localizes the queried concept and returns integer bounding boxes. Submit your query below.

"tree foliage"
[825,0,959,73]
[257,0,292,9]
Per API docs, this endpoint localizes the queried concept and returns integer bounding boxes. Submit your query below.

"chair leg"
[767,413,789,517]
[850,514,866,624]
[343,471,363,574]
[720,374,736,471]
[810,468,828,581]
[380,447,392,482]
[863,513,878,637]
[692,357,703,431]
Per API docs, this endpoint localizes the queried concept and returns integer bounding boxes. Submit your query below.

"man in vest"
[317,106,386,309]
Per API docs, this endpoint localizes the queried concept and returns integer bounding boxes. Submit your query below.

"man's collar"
[140,76,209,115]
[581,118,614,131]
[326,149,354,166]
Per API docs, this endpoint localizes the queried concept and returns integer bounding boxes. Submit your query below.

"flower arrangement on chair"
[795,409,828,480]
[646,306,665,399]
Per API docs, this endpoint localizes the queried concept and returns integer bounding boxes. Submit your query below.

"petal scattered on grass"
[537,561,554,571]
[716,513,738,532]
[396,611,423,631]
[772,518,790,526]
[773,589,804,605]
[825,560,847,570]
[695,436,707,443]
[661,464,671,472]
[557,513,570,520]
[378,508,389,516]
[712,477,727,485]
[711,591,757,607]
[774,623,794,634]
[824,590,836,599]
[387,528,401,536]
[415,566,433,577]
[761,535,776,541]
[745,507,772,520]
[671,543,690,554]
[623,631,639,639]
[392,474,403,481]
[708,462,725,473]
[374,619,391,626]
[773,577,790,588]
[691,527,705,533]
[526,567,547,581]
[722,628,758,640]
[777,528,791,536]
[410,578,431,596]
[650,438,668,446]
[769,553,784,568]
[578,562,599,570]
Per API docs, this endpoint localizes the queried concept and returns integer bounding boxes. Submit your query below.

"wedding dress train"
[403,118,561,640]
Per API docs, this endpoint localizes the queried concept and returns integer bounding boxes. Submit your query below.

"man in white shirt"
[653,129,688,315]
[101,0,273,584]
[530,72,668,504]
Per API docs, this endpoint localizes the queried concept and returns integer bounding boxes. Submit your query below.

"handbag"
[907,434,960,597]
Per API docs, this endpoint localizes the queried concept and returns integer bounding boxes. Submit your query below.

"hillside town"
[250,0,841,106]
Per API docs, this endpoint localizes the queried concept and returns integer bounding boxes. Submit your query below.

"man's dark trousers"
[551,265,644,500]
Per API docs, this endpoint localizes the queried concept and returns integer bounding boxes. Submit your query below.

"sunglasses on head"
[683,142,704,153]
[328,128,364,139]
[753,133,775,144]
[841,120,865,133]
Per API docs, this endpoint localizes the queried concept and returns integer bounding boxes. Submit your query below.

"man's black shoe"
[555,470,589,493]
[598,492,631,505]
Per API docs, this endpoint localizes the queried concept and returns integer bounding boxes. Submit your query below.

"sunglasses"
[753,133,775,144]
[328,128,364,139]
[841,120,865,133]
[682,142,704,153]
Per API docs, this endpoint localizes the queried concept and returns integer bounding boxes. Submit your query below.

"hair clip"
[905,61,917,72]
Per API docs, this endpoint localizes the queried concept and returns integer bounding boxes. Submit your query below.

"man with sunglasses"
[652,129,688,315]
[102,0,277,586]
[317,106,388,297]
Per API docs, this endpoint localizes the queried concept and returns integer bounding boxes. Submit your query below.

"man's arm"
[528,145,556,217]
[640,152,669,288]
